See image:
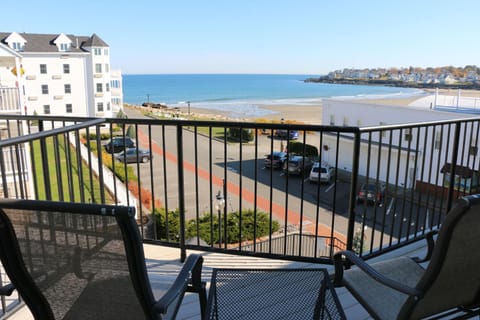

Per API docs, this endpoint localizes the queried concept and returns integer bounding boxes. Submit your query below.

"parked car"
[115,148,152,163]
[264,151,287,169]
[104,137,135,154]
[284,155,313,175]
[309,162,335,183]
[275,129,299,140]
[356,183,386,205]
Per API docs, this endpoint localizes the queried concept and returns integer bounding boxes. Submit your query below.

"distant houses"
[307,67,480,89]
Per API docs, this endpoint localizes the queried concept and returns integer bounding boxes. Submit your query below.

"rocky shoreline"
[304,77,480,90]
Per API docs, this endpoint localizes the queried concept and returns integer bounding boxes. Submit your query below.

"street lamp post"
[215,190,225,247]
[187,101,191,115]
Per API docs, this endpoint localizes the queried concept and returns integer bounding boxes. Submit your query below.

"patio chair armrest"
[334,250,421,296]
[413,230,438,263]
[153,254,206,316]
[0,283,15,296]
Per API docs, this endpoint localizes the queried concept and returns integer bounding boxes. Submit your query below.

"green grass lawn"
[32,135,114,203]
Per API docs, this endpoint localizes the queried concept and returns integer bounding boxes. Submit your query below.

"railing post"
[176,124,186,262]
[38,120,52,200]
[346,129,361,252]
[446,122,461,212]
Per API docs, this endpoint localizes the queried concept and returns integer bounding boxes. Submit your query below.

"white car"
[309,162,335,183]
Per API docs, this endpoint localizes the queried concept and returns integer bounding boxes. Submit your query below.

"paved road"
[122,107,351,239]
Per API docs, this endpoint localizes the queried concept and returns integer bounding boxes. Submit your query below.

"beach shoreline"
[128,87,480,125]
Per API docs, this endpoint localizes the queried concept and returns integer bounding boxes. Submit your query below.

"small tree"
[126,125,136,139]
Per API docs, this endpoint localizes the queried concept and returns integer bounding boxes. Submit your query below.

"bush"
[287,141,318,157]
[126,125,136,139]
[186,209,279,245]
[145,207,181,241]
[227,127,254,142]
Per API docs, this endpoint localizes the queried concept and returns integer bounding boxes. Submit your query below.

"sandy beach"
[133,88,480,125]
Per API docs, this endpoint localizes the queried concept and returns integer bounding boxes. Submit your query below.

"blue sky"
[3,0,479,75]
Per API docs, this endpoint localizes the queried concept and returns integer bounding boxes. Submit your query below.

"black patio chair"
[0,199,206,320]
[334,194,480,319]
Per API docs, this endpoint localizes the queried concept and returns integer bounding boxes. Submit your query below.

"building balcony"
[0,110,478,319]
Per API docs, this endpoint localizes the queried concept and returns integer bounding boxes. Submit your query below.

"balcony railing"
[0,113,478,267]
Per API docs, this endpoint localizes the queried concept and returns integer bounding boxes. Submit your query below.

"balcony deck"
[7,240,428,320]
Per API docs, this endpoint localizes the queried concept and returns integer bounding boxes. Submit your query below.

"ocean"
[122,74,423,117]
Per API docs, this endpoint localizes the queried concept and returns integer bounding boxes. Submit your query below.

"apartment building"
[0,31,123,117]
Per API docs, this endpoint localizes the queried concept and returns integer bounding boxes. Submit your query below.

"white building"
[0,31,123,117]
[322,97,480,192]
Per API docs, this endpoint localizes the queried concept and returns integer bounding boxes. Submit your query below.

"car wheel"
[141,156,149,163]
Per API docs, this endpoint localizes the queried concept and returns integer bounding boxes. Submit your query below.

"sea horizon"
[122,74,424,118]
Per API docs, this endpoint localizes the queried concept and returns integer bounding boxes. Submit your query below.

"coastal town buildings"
[0,31,123,118]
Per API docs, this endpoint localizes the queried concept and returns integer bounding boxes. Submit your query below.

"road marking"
[325,182,335,193]
[386,198,395,215]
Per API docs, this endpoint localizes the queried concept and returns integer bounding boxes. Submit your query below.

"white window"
[104,48,109,56]
[40,64,47,74]
[97,102,104,112]
[66,104,73,113]
[343,116,348,126]
[95,64,102,73]
[329,115,335,126]
[41,85,49,94]
[106,83,110,92]
[404,128,412,142]
[63,64,70,74]
[64,84,71,94]
[105,64,109,72]
[379,121,386,138]
[43,105,50,114]
[96,83,103,93]
[12,42,23,51]
[60,43,69,51]
[107,102,111,111]
[470,138,478,156]
[94,48,101,55]
[434,131,442,150]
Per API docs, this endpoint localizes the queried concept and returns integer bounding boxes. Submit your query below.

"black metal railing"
[0,113,479,266]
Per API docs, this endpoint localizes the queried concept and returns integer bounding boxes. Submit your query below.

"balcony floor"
[9,241,429,320]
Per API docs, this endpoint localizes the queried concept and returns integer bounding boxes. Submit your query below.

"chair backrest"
[0,199,158,320]
[400,194,480,319]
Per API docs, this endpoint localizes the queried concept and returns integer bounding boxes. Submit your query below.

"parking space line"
[386,197,395,215]
[325,182,335,193]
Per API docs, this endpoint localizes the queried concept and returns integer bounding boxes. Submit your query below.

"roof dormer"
[53,33,72,52]
[4,32,26,52]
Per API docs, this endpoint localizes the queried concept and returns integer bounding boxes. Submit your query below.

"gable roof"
[0,32,109,53]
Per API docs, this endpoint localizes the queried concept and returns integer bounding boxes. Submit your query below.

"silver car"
[115,148,152,163]
[309,162,335,183]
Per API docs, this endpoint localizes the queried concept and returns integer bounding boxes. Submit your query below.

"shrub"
[186,209,279,245]
[227,127,254,142]
[145,207,181,241]
[287,141,318,157]
[126,125,136,139]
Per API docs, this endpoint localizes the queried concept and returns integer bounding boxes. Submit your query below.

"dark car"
[115,148,152,163]
[275,129,299,140]
[104,137,135,153]
[357,183,386,205]
[264,151,287,169]
[284,155,313,175]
